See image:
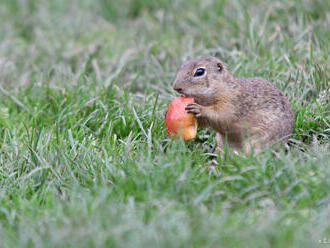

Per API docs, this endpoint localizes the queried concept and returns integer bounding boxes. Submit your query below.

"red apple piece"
[165,96,198,140]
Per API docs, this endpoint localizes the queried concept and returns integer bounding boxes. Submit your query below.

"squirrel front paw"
[185,103,203,118]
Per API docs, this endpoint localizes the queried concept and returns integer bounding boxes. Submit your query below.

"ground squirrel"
[173,56,294,154]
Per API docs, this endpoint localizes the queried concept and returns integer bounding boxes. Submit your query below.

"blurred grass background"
[0,0,329,247]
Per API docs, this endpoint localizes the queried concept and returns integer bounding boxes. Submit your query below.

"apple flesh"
[165,96,197,140]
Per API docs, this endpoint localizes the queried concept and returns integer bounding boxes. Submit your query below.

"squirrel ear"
[217,63,223,72]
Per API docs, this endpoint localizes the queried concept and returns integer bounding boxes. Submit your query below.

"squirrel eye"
[217,63,223,72]
[194,68,205,77]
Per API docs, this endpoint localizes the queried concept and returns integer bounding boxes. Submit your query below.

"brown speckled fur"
[173,56,294,154]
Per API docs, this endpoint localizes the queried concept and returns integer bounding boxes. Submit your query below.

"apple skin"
[165,96,197,140]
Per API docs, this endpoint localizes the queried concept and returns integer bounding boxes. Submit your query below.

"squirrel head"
[173,56,234,105]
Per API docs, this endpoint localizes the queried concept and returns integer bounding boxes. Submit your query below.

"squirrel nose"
[174,87,183,93]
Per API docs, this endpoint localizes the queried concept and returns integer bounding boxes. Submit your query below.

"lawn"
[0,0,329,247]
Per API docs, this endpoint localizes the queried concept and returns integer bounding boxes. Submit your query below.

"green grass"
[0,0,329,247]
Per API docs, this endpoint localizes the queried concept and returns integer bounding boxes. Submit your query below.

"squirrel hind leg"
[216,133,242,155]
[216,132,224,153]
[243,137,265,155]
